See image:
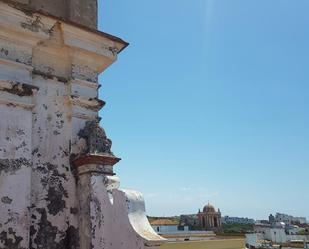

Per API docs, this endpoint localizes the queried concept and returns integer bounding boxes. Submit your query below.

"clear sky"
[97,0,309,220]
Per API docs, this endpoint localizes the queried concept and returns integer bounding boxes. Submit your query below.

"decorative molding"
[73,154,120,168]
[71,78,99,90]
[0,57,33,72]
[76,164,115,176]
[0,1,127,60]
[70,95,105,112]
[0,80,38,96]
[0,97,34,110]
[72,112,98,121]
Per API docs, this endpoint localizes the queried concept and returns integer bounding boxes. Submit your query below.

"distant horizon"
[99,0,309,221]
[146,210,309,222]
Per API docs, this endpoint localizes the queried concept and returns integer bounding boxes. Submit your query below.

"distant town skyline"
[98,0,309,220]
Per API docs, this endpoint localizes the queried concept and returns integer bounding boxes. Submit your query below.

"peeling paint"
[0,48,9,56]
[46,185,67,216]
[0,2,163,249]
[0,158,31,175]
[32,69,68,83]
[30,208,80,249]
[77,121,113,156]
[0,227,25,249]
[72,64,98,83]
[1,196,12,204]
[20,15,49,34]
[0,82,38,97]
[31,208,65,249]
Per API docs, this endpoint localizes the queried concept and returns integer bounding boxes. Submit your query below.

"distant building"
[150,219,181,234]
[179,214,199,230]
[198,203,222,231]
[286,225,304,235]
[272,213,307,225]
[222,216,255,225]
[247,222,309,246]
[253,224,287,243]
[256,220,271,225]
[269,214,275,225]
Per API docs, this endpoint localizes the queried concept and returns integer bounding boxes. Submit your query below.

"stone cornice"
[0,1,128,73]
[0,58,33,72]
[0,0,128,53]
[0,79,38,96]
[72,154,121,168]
[70,95,105,112]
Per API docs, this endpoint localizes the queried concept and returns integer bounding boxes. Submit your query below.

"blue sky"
[98,0,309,220]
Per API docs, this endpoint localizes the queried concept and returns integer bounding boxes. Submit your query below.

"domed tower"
[198,203,222,231]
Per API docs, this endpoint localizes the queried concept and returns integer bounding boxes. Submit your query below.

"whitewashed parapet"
[113,189,168,248]
[72,121,166,249]
[74,160,166,249]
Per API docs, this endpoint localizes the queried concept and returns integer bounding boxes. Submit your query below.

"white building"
[247,223,309,246]
[275,213,307,225]
[254,224,287,243]
[287,225,304,235]
[150,219,185,234]
[222,216,255,224]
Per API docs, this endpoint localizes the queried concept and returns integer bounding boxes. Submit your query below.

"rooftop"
[150,219,179,226]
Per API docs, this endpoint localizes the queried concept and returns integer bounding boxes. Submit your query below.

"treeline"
[221,223,254,234]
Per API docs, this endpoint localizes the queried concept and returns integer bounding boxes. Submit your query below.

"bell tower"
[0,0,166,248]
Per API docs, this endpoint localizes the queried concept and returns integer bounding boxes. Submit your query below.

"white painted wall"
[152,225,179,234]
[0,2,166,249]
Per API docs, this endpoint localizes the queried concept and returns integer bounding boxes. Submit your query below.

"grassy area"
[161,239,245,249]
[221,223,253,235]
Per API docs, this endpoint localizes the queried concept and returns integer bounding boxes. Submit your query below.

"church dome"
[203,203,215,213]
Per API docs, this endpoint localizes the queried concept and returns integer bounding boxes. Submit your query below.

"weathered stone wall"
[6,0,97,29]
[0,3,122,248]
[68,0,97,30]
[0,1,165,249]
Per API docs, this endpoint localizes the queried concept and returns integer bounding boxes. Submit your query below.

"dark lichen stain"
[45,185,66,216]
[2,82,39,97]
[31,209,79,249]
[70,207,78,215]
[0,48,9,56]
[4,0,34,17]
[15,141,27,151]
[32,208,65,249]
[55,111,63,118]
[34,163,68,215]
[32,147,39,156]
[64,225,80,249]
[78,120,113,156]
[0,227,24,249]
[35,163,66,182]
[20,15,49,34]
[1,196,13,204]
[33,69,68,83]
[92,196,102,228]
[16,129,26,136]
[53,130,60,136]
[0,158,31,175]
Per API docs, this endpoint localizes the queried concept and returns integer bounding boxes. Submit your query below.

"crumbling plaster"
[6,0,98,29]
[0,1,165,249]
